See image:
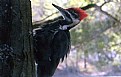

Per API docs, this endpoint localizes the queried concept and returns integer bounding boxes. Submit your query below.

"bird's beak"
[52,4,72,22]
[52,4,66,14]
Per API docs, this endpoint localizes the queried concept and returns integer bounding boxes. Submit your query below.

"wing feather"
[51,30,70,62]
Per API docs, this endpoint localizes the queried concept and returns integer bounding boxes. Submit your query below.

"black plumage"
[33,3,88,77]
[33,19,71,76]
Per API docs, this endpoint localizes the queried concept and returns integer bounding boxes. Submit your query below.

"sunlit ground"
[53,50,121,77]
[53,61,121,77]
[31,0,121,77]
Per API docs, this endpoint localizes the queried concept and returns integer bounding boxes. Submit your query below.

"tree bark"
[0,0,35,77]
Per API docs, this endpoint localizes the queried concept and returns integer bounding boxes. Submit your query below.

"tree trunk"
[0,0,35,77]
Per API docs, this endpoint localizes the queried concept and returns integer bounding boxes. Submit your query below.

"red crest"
[67,8,88,21]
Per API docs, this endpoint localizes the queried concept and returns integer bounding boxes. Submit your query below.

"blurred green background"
[31,0,121,76]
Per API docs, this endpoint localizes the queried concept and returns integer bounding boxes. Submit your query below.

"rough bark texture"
[0,0,35,77]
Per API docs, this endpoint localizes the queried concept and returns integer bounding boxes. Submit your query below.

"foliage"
[31,0,121,74]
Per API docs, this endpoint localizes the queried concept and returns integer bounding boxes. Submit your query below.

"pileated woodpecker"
[33,4,88,77]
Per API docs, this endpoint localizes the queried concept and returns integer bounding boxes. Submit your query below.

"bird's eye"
[69,10,79,19]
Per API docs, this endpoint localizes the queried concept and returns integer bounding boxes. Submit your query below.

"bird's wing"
[33,29,54,62]
[51,30,71,62]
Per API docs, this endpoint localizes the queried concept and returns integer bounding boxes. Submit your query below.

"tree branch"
[79,1,121,46]
[33,4,96,25]
[94,4,120,23]
[33,2,121,44]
